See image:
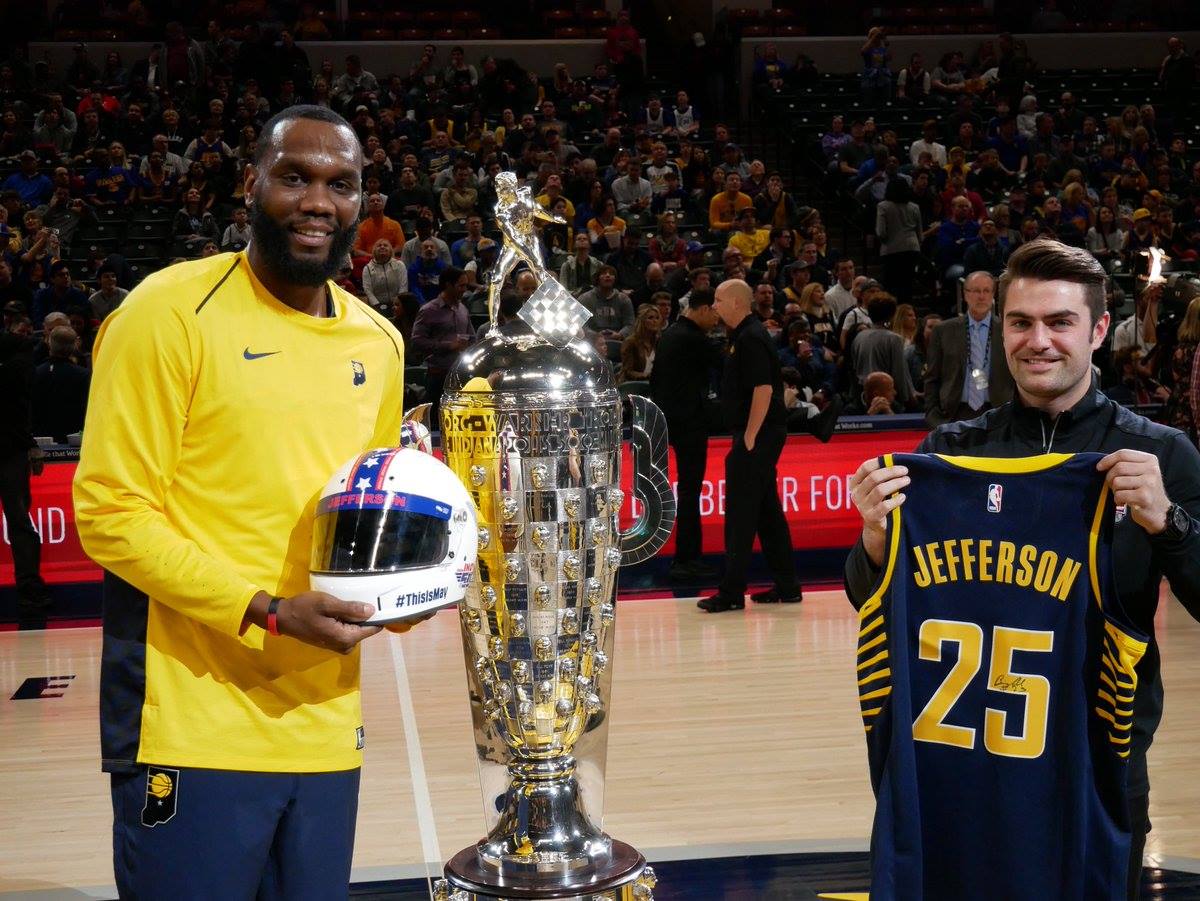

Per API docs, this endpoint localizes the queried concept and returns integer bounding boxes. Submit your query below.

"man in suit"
[32,325,90,443]
[924,270,1013,427]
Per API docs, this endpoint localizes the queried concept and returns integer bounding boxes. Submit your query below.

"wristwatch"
[1159,503,1192,542]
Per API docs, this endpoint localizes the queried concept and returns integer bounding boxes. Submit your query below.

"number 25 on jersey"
[912,618,1053,759]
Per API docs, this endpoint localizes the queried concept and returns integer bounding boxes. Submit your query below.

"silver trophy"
[432,173,675,901]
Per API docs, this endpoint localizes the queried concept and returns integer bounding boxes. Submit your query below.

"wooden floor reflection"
[2,589,1198,895]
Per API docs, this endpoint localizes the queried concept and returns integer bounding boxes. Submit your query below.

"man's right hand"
[261,591,382,653]
[848,457,910,565]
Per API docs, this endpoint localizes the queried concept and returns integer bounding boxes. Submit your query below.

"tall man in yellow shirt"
[74,106,411,900]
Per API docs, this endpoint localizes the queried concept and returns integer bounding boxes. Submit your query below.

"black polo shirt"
[721,315,786,433]
[649,316,719,430]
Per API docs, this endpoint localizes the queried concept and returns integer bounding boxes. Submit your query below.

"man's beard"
[248,203,358,287]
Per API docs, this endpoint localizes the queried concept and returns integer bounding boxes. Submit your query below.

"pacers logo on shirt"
[352,361,366,386]
[141,766,180,827]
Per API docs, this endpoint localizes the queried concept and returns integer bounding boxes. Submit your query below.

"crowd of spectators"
[1,19,1199,450]
[752,30,1200,441]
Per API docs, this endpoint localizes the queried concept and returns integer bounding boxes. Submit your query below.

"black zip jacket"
[843,383,1200,795]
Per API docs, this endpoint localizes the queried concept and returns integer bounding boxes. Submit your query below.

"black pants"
[0,448,48,619]
[718,429,798,597]
[425,368,448,429]
[1127,790,1149,901]
[670,428,708,563]
[880,250,919,307]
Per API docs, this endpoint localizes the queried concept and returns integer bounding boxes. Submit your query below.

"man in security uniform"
[700,278,801,611]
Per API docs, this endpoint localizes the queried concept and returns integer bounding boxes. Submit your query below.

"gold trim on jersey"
[856,454,901,733]
[1094,621,1147,758]
[1087,479,1110,612]
[932,453,1075,473]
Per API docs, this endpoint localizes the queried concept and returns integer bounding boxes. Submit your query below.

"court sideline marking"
[388,633,443,886]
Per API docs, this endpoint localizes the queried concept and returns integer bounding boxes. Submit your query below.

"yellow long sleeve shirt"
[74,252,405,773]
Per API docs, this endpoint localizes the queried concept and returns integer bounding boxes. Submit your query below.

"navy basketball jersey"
[858,453,1147,901]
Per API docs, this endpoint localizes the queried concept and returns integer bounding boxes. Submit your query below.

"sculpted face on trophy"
[428,171,675,901]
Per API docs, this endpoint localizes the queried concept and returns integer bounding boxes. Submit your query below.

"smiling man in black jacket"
[845,239,1200,900]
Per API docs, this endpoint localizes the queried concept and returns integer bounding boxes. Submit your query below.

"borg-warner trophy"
[432,172,675,901]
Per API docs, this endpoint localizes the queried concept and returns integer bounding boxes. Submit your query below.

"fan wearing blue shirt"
[3,151,54,208]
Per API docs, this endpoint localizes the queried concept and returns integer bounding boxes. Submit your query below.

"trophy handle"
[619,395,676,566]
[402,403,431,427]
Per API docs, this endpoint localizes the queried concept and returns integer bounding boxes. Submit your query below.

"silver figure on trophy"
[432,171,675,901]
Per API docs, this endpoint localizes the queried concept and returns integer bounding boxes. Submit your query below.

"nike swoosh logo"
[243,348,281,360]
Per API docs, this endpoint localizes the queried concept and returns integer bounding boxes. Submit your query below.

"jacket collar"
[1008,375,1111,448]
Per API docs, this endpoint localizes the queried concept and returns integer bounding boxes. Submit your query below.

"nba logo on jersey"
[987,483,1003,513]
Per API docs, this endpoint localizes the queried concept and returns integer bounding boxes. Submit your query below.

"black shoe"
[750,588,803,604]
[805,395,844,444]
[697,593,745,612]
[17,615,48,631]
[669,560,718,582]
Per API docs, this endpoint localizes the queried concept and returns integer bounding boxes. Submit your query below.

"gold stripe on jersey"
[1094,621,1146,758]
[857,454,901,733]
[1087,480,1111,611]
[932,452,1075,473]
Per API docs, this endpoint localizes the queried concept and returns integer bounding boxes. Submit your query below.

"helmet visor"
[311,490,452,574]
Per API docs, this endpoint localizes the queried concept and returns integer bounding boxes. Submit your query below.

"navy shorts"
[110,765,360,900]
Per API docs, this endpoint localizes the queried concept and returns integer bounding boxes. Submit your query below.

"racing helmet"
[310,447,477,623]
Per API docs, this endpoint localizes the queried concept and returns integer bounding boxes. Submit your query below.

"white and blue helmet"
[310,447,477,623]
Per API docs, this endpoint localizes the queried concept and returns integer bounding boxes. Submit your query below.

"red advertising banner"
[1,429,928,587]
[0,461,102,586]
[616,430,928,554]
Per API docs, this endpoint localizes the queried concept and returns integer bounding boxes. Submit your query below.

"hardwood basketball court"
[3,588,1199,898]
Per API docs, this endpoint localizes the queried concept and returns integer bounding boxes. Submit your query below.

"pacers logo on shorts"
[141,766,180,827]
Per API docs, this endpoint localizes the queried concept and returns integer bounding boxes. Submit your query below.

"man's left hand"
[384,611,437,634]
[1097,449,1170,534]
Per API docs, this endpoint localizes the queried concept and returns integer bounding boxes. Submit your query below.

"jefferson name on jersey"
[909,535,1082,601]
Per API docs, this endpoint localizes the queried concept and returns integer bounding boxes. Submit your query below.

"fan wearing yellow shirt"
[726,207,771,260]
[707,171,753,232]
[74,106,414,901]
[535,173,576,223]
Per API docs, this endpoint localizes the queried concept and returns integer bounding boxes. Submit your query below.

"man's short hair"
[439,266,465,289]
[687,288,714,309]
[48,325,77,357]
[254,105,354,166]
[498,291,522,318]
[866,294,897,325]
[595,264,617,281]
[998,238,1107,325]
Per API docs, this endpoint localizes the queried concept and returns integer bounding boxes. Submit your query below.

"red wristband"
[266,596,283,636]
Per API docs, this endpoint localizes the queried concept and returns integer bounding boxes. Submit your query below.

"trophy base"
[437,840,654,900]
